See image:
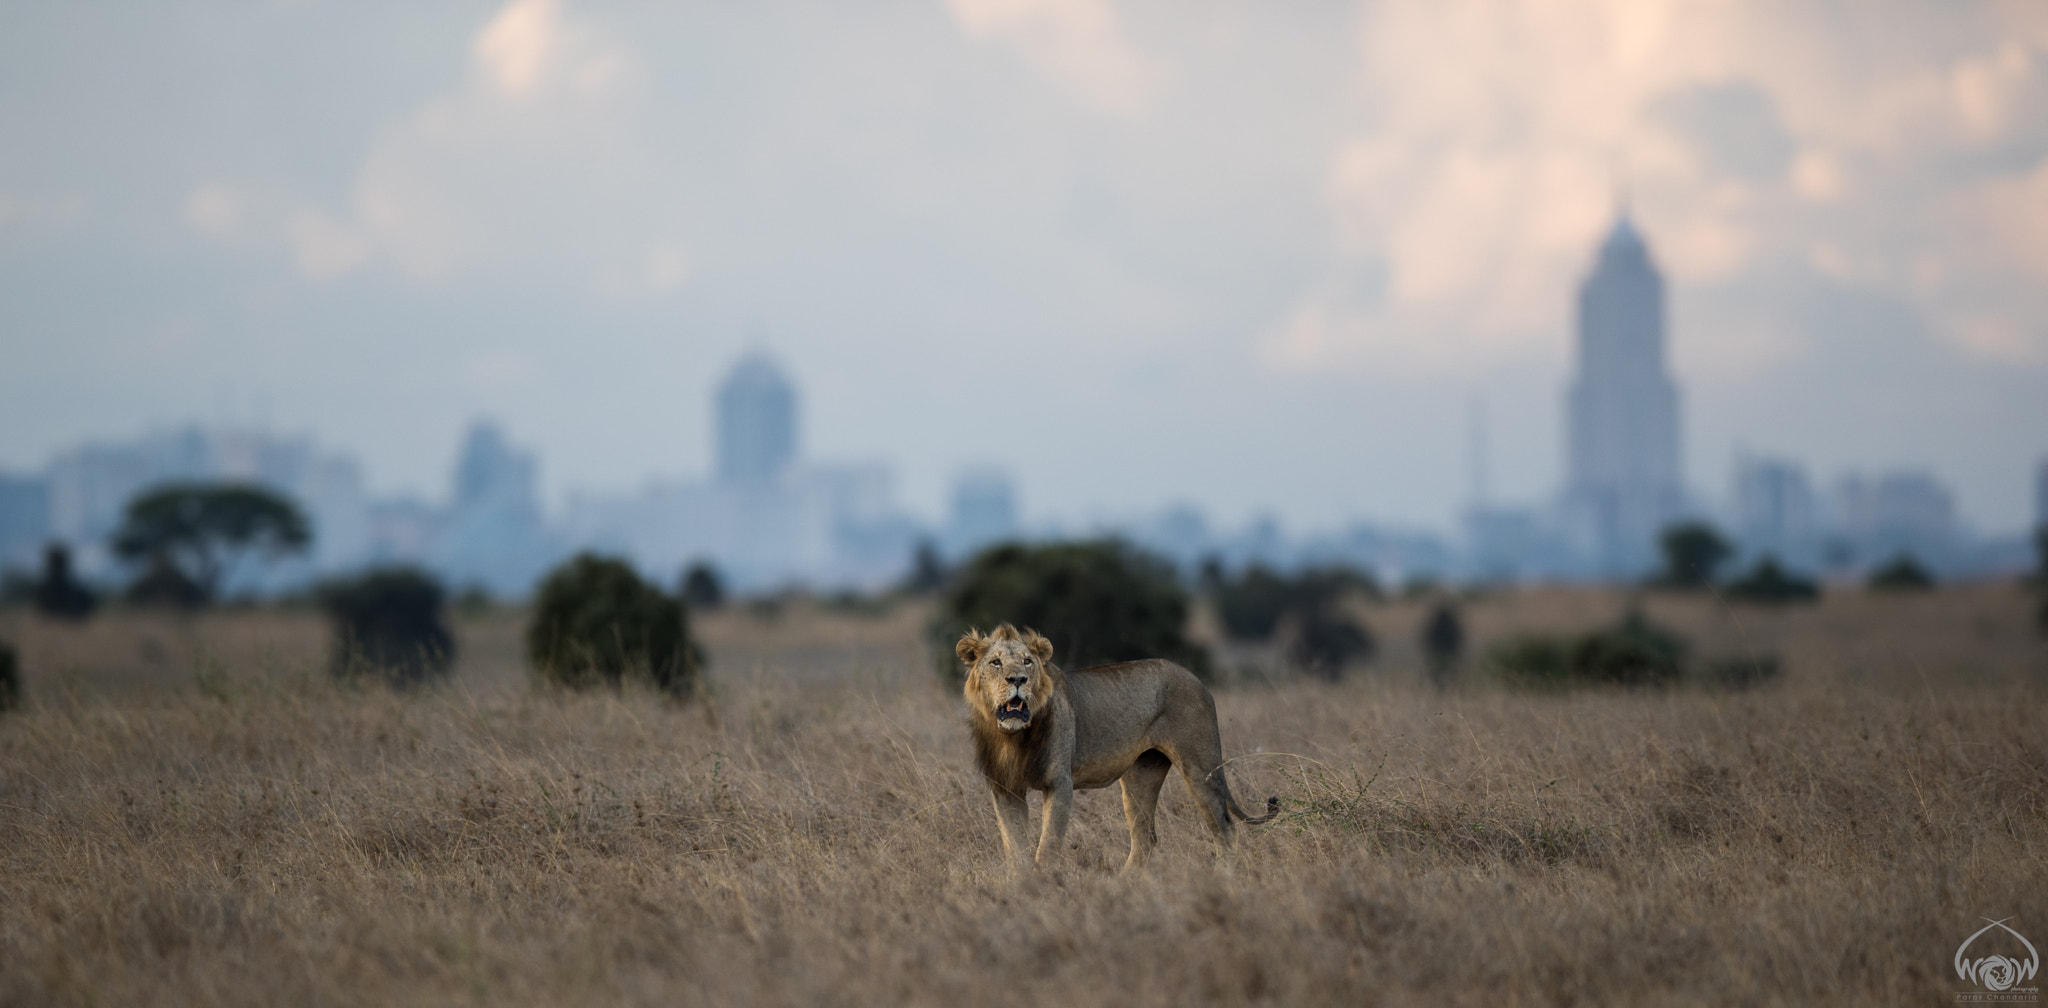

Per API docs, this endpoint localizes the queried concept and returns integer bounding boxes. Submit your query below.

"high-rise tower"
[1562,213,1684,573]
[716,352,797,486]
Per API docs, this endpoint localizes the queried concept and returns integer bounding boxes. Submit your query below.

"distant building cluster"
[1463,210,2031,583]
[0,427,369,588]
[562,351,925,590]
[0,354,943,597]
[0,216,2037,597]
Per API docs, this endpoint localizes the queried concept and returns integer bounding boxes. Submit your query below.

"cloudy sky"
[3,0,2045,533]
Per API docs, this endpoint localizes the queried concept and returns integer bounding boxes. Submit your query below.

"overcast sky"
[3,0,2044,534]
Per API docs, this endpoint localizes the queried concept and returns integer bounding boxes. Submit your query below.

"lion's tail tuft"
[1230,794,1281,825]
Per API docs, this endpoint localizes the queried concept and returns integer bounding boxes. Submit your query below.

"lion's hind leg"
[1118,749,1171,871]
[1170,749,1235,845]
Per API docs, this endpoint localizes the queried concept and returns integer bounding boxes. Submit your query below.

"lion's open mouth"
[996,695,1029,727]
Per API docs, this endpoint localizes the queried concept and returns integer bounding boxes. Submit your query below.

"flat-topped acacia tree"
[111,483,310,604]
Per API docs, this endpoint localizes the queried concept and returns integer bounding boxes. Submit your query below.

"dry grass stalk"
[0,585,2043,1005]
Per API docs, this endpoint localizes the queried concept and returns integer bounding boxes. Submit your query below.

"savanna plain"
[2,586,2045,1006]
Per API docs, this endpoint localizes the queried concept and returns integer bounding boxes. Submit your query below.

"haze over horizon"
[4,1,2045,535]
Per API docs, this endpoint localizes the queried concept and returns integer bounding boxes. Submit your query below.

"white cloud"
[1266,0,2048,375]
[943,0,1164,115]
[459,347,542,393]
[287,209,372,279]
[349,0,673,286]
[183,0,685,292]
[183,184,244,238]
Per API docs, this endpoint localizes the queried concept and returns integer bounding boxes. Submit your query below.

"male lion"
[957,624,1278,871]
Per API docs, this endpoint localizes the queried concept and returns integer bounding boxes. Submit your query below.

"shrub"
[1287,607,1375,681]
[1867,554,1935,592]
[932,539,1208,679]
[0,638,18,712]
[2034,527,2048,635]
[125,555,207,609]
[680,561,725,609]
[1724,556,1821,603]
[1569,610,1686,686]
[1654,522,1732,589]
[1420,603,1464,688]
[1208,564,1295,640]
[527,554,701,696]
[1208,563,1378,641]
[1487,636,1572,686]
[32,544,96,620]
[322,567,456,686]
[1489,609,1687,689]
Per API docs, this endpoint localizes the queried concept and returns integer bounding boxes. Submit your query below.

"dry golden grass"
[2,585,2045,1006]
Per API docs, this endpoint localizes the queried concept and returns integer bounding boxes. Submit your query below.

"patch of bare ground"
[0,585,2043,1005]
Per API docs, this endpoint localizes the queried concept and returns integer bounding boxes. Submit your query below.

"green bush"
[933,540,1208,679]
[1724,556,1821,603]
[0,638,18,712]
[679,561,725,609]
[1420,603,1464,688]
[1208,563,1377,641]
[1570,611,1686,686]
[1489,610,1687,689]
[1654,522,1732,589]
[2033,527,2048,635]
[32,544,96,620]
[125,555,207,609]
[322,567,456,686]
[1208,564,1295,640]
[1287,607,1375,681]
[528,554,701,696]
[1488,636,1571,684]
[1867,554,1935,592]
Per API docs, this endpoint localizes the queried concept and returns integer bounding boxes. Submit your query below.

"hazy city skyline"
[4,340,2015,596]
[4,2,2045,535]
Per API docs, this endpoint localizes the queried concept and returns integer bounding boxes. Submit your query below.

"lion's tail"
[1226,793,1281,825]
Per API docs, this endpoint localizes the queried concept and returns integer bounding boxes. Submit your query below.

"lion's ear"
[1023,629,1053,664]
[955,629,988,669]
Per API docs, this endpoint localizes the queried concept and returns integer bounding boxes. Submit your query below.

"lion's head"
[957,624,1057,734]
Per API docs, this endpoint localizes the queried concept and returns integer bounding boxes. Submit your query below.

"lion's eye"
[989,658,1001,668]
[1025,658,1033,665]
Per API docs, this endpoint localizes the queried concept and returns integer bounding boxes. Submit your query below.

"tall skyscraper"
[716,352,797,486]
[1562,212,1684,574]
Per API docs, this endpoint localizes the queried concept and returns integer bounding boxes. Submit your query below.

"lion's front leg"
[990,784,1032,870]
[1035,773,1072,866]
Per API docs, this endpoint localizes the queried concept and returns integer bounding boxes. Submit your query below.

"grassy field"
[2,585,2044,1006]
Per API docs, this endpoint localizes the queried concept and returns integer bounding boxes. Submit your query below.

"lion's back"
[1063,659,1219,771]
